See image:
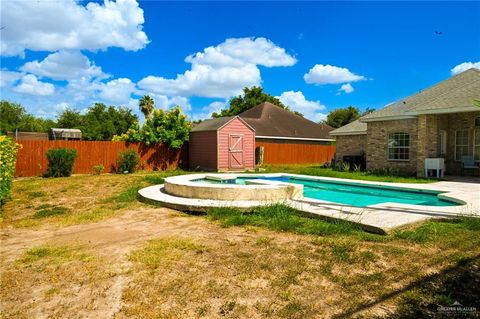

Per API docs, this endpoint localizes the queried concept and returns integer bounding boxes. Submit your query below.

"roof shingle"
[190,116,236,132]
[329,119,367,136]
[362,68,480,121]
[239,102,333,140]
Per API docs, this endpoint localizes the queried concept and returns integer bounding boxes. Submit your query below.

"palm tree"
[139,95,155,118]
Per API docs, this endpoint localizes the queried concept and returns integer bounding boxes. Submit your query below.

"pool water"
[194,176,459,207]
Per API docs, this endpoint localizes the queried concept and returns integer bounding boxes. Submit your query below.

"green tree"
[0,100,54,133]
[19,115,55,132]
[142,107,191,148]
[0,101,24,133]
[108,106,138,137]
[81,103,138,141]
[212,86,301,118]
[139,95,155,118]
[56,108,83,129]
[324,106,361,128]
[112,121,142,143]
[81,103,113,140]
[113,100,191,148]
[57,104,138,141]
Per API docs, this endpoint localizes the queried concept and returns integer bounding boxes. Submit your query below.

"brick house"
[330,68,480,177]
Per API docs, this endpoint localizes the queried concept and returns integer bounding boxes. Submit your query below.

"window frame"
[454,130,470,161]
[439,130,447,155]
[387,132,410,161]
[474,129,480,162]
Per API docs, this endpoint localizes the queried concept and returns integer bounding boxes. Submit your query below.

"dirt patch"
[1,206,305,318]
[1,174,479,318]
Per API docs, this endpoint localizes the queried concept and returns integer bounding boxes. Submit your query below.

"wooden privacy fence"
[256,141,336,165]
[14,140,188,177]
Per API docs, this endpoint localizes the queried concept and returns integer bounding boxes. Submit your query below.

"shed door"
[228,134,244,169]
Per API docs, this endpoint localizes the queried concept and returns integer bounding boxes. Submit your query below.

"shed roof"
[191,116,254,132]
[329,119,367,136]
[51,128,82,133]
[362,68,480,122]
[239,102,334,141]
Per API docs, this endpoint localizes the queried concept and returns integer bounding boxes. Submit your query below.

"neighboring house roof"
[239,102,334,141]
[329,119,367,136]
[191,116,255,132]
[362,68,480,122]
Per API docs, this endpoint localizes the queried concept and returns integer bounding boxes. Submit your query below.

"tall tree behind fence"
[256,141,335,165]
[14,140,188,177]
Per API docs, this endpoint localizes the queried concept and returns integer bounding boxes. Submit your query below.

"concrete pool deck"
[138,173,480,234]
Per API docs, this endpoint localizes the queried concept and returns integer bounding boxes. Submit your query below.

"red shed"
[189,116,255,171]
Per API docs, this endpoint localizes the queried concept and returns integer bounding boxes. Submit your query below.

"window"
[455,130,469,161]
[439,130,447,155]
[388,132,410,160]
[475,117,480,127]
[475,130,480,161]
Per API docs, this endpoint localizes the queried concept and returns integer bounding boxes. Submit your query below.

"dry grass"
[2,174,135,227]
[120,231,479,318]
[0,171,183,228]
[1,172,479,318]
[0,244,117,318]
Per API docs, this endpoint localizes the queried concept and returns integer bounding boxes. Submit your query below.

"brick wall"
[335,134,366,160]
[335,111,480,177]
[366,119,419,176]
[437,111,480,175]
[416,114,439,176]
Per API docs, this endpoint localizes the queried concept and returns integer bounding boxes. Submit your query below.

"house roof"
[362,68,480,122]
[190,116,254,132]
[329,119,367,136]
[239,102,334,141]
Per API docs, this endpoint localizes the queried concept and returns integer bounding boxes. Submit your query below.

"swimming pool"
[194,176,459,207]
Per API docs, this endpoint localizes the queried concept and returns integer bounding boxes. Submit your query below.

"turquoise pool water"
[194,176,459,207]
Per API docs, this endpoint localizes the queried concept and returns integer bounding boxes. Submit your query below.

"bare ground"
[1,174,478,318]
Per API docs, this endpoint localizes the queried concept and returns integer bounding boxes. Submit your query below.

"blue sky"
[1,1,479,122]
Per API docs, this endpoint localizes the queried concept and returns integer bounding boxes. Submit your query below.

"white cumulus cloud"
[304,64,365,85]
[451,61,480,75]
[0,70,23,87]
[97,78,137,105]
[147,94,192,112]
[1,0,149,57]
[13,74,55,96]
[185,37,297,68]
[277,91,327,122]
[190,101,227,121]
[21,51,108,81]
[138,37,296,98]
[338,83,354,94]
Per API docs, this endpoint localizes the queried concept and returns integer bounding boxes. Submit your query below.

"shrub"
[45,148,77,177]
[113,106,191,148]
[332,160,350,172]
[117,149,139,173]
[0,136,21,206]
[92,164,105,175]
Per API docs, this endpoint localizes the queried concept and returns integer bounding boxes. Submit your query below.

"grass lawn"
[260,164,435,183]
[1,168,478,318]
